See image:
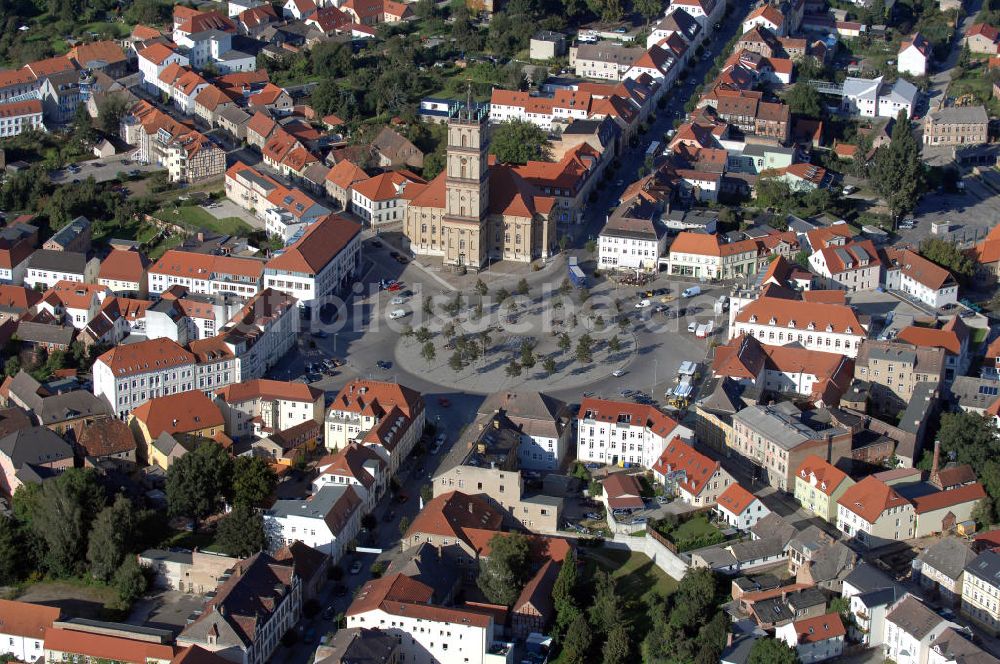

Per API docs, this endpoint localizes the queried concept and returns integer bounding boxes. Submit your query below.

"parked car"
[391,296,407,305]
[635,299,651,309]
[370,240,383,248]
[612,369,626,377]
[376,360,392,369]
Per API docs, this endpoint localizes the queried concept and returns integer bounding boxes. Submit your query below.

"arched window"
[461,133,467,148]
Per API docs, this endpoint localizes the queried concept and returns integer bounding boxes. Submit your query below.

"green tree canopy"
[114,555,148,606]
[166,443,233,529]
[26,469,106,576]
[489,119,550,164]
[552,549,579,637]
[230,456,278,509]
[476,532,532,605]
[919,238,976,284]
[561,614,593,664]
[216,505,267,557]
[748,637,799,664]
[785,81,824,118]
[87,495,137,582]
[870,110,924,221]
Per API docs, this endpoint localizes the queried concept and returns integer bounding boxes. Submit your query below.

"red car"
[387,282,403,291]
[438,397,451,407]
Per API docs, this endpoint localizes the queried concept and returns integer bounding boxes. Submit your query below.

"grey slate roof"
[886,595,946,640]
[926,106,988,126]
[0,425,73,469]
[917,537,975,582]
[965,550,1000,586]
[318,628,399,664]
[16,321,75,346]
[26,249,87,274]
[931,627,1000,664]
[844,561,899,595]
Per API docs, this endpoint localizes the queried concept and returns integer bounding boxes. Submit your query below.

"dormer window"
[787,320,796,328]
[769,317,777,325]
[807,322,815,331]
[826,324,833,332]
[749,315,758,323]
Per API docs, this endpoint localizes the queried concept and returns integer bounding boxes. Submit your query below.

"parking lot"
[49,152,161,184]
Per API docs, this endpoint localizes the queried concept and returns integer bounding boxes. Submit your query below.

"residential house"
[837,475,915,548]
[652,437,734,506]
[129,389,227,465]
[43,215,91,252]
[854,339,946,415]
[647,8,704,49]
[571,41,645,81]
[929,628,1000,664]
[898,33,931,77]
[264,485,363,563]
[0,426,74,497]
[0,100,44,138]
[177,552,301,664]
[915,537,975,606]
[0,223,38,285]
[350,170,424,227]
[597,204,668,273]
[263,213,362,311]
[401,490,503,560]
[76,418,138,468]
[896,317,971,381]
[912,483,986,537]
[23,249,94,290]
[324,159,369,210]
[4,370,111,436]
[0,599,59,663]
[775,613,845,663]
[37,281,110,329]
[922,106,989,146]
[742,5,786,36]
[215,379,323,440]
[137,43,189,93]
[964,23,1000,54]
[147,249,263,298]
[667,232,761,280]
[716,483,770,530]
[793,455,855,523]
[711,334,855,406]
[962,550,1000,635]
[841,76,918,119]
[93,339,195,419]
[808,239,881,291]
[729,296,867,357]
[732,402,854,491]
[370,126,423,169]
[577,397,692,469]
[884,248,960,308]
[345,573,506,664]
[530,31,567,59]
[313,442,388,515]
[0,285,41,323]
[215,288,298,381]
[324,379,425,476]
[98,247,149,298]
[886,595,959,664]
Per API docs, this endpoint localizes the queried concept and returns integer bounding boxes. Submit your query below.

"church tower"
[441,98,490,269]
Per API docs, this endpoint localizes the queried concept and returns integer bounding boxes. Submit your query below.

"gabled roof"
[0,599,60,639]
[97,337,194,376]
[716,483,758,515]
[578,397,680,438]
[43,628,177,663]
[837,475,910,523]
[785,613,845,644]
[795,455,850,496]
[734,296,865,335]
[404,491,503,547]
[325,159,368,189]
[99,248,149,284]
[603,472,645,509]
[130,389,224,439]
[77,418,137,458]
[896,324,965,356]
[911,483,986,514]
[216,379,321,404]
[265,214,361,275]
[652,437,720,498]
[886,248,956,290]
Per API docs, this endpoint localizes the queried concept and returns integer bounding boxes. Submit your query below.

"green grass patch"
[153,204,254,237]
[583,548,678,638]
[159,528,227,553]
[652,513,726,552]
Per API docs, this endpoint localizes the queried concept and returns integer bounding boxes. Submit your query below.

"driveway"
[203,198,265,230]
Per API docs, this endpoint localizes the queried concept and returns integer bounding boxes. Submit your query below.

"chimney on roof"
[197,232,205,242]
[931,439,941,479]
[172,418,178,426]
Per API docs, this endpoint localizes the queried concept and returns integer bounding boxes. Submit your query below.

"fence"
[607,531,689,581]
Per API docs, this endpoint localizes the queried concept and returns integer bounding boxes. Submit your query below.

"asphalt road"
[49,153,160,184]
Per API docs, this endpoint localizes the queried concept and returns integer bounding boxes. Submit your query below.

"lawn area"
[14,579,119,619]
[672,513,721,541]
[948,64,1000,116]
[153,204,254,237]
[158,528,228,554]
[584,548,678,630]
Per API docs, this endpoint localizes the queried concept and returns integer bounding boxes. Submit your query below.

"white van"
[389,309,407,320]
[682,286,701,298]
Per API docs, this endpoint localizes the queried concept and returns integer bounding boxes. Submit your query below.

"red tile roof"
[837,476,910,523]
[603,472,645,509]
[652,438,721,498]
[911,483,986,514]
[265,214,361,275]
[716,483,757,515]
[404,491,503,545]
[149,249,264,281]
[216,378,321,403]
[77,418,137,457]
[325,159,368,189]
[578,397,681,438]
[0,599,59,639]
[788,613,845,644]
[896,325,963,356]
[138,42,178,66]
[99,248,149,284]
[734,297,864,335]
[795,455,850,496]
[43,627,177,662]
[97,337,194,376]
[131,389,224,439]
